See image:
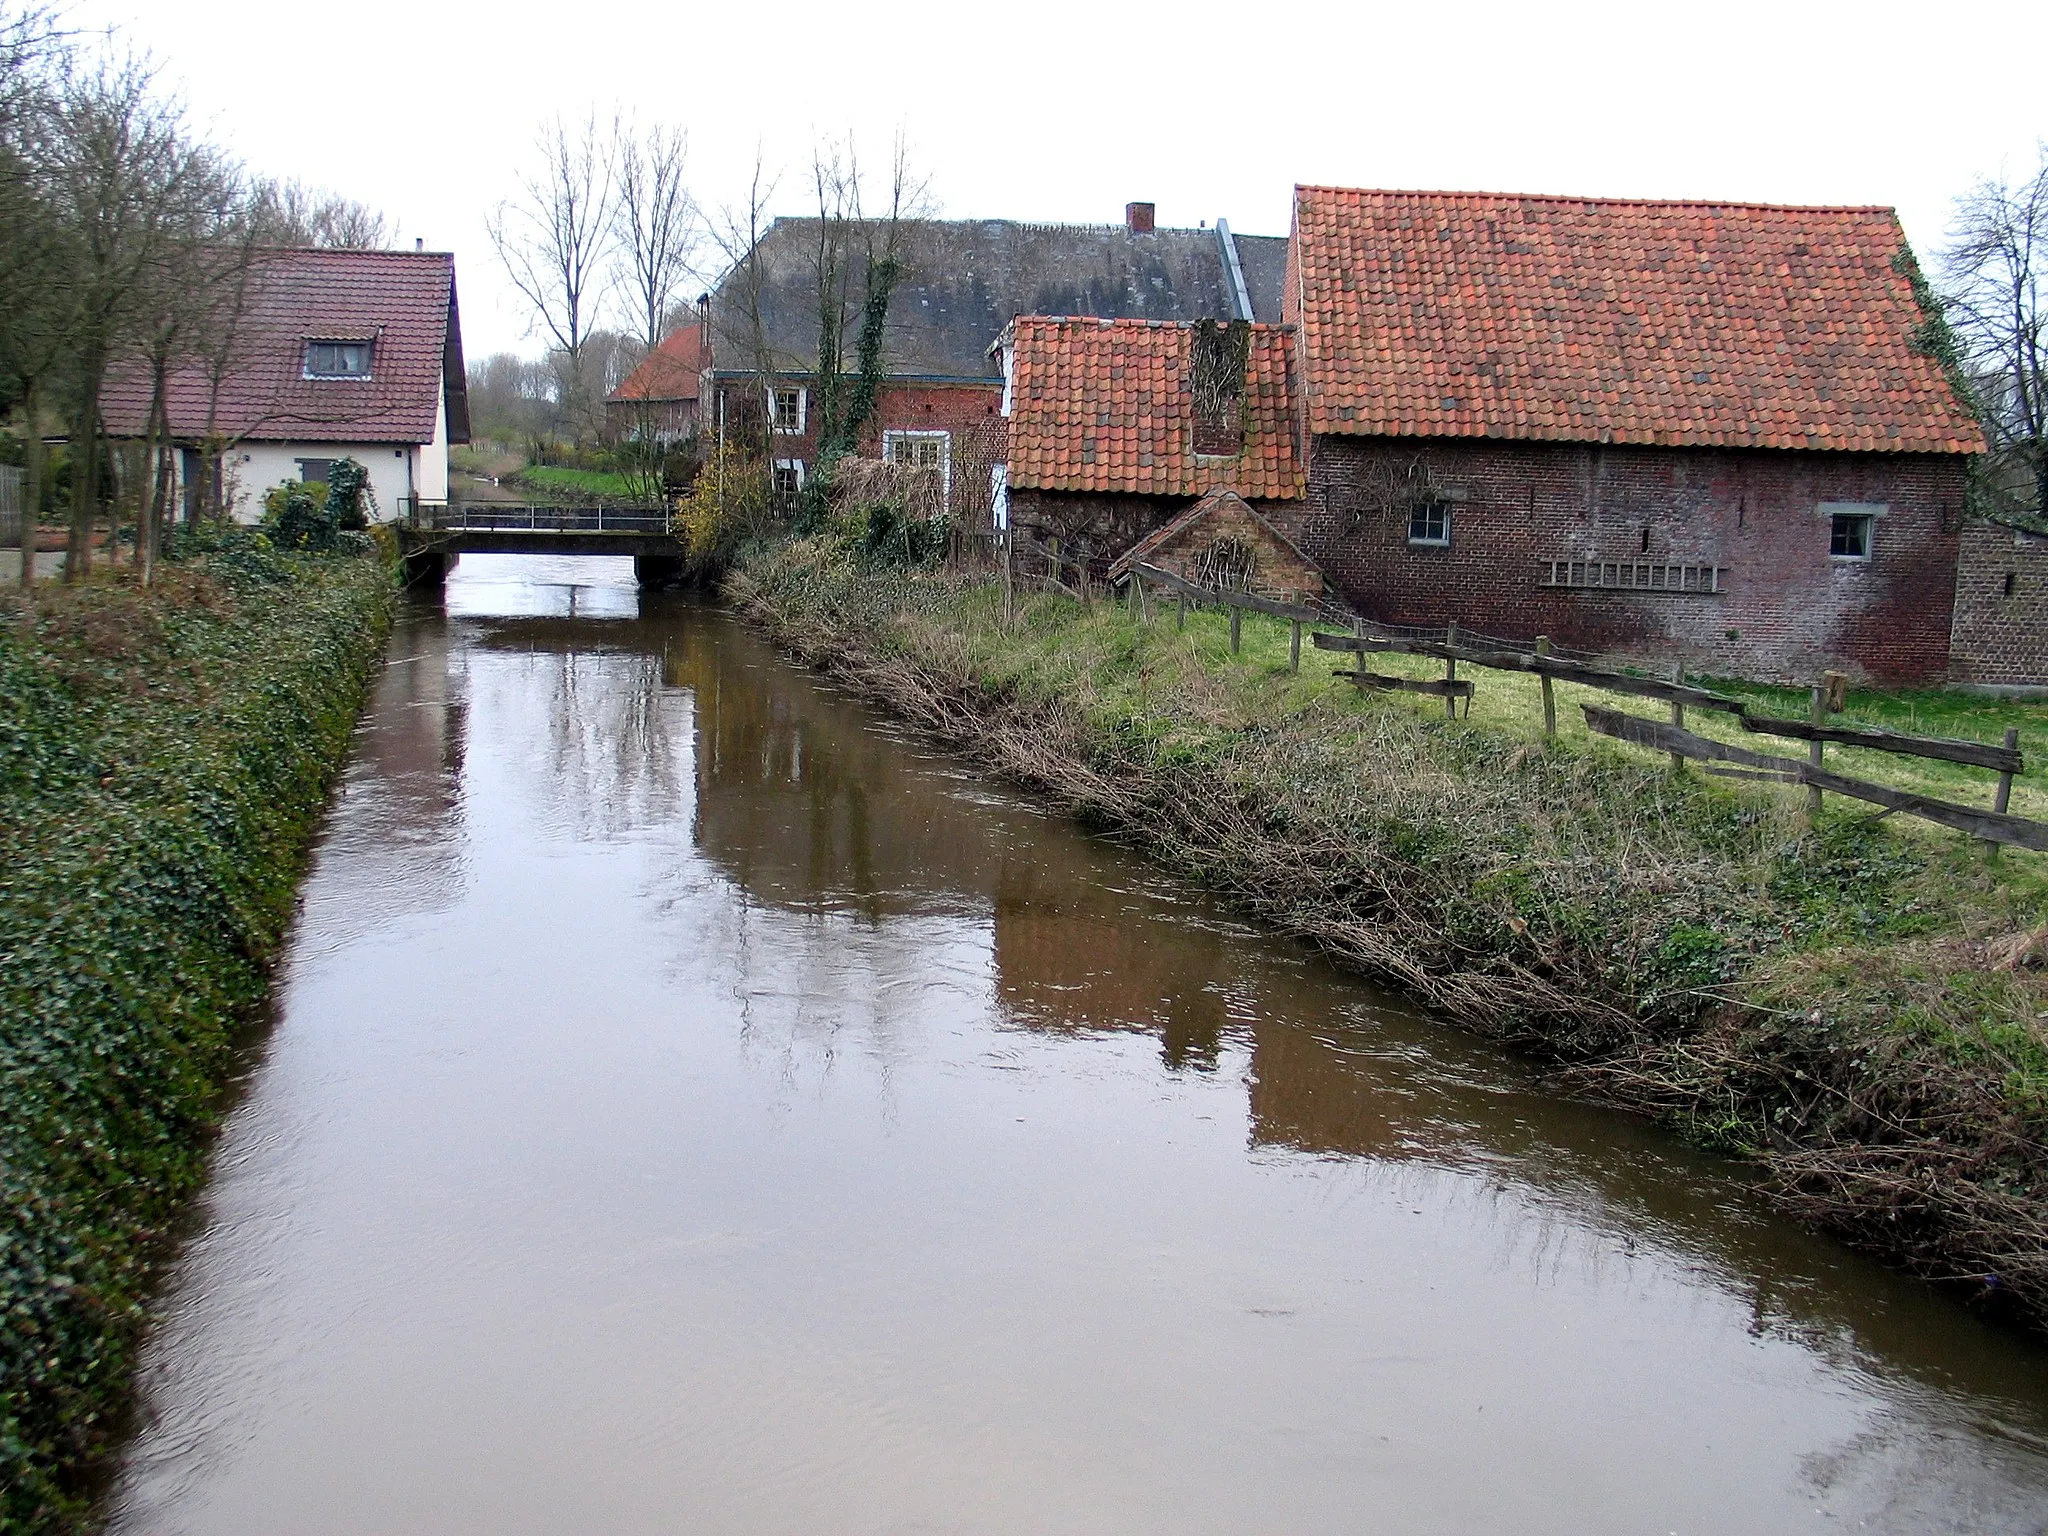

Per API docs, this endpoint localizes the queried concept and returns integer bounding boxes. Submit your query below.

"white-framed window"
[1407,498,1451,547]
[304,339,372,379]
[883,429,951,493]
[772,458,806,499]
[1821,501,1884,562]
[989,464,1009,530]
[769,385,807,434]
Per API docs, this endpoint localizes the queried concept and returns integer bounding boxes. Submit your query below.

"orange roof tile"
[1006,318,1304,499]
[1289,186,1982,455]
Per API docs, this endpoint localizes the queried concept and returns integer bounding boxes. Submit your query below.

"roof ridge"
[1293,184,1898,217]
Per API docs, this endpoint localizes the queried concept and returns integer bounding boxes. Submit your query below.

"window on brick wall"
[883,429,951,494]
[1407,499,1451,547]
[769,385,807,433]
[772,458,805,500]
[1829,512,1874,560]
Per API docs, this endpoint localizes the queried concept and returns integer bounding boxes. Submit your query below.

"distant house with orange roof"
[1282,185,1984,683]
[605,321,706,443]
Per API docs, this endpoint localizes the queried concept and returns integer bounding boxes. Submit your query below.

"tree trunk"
[66,397,97,582]
[18,377,41,608]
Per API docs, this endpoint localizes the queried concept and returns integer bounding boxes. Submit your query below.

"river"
[105,554,2048,1534]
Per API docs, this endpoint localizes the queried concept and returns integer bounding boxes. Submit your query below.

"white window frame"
[1820,501,1884,563]
[1407,498,1452,547]
[768,384,807,434]
[304,339,373,380]
[772,458,806,498]
[882,429,952,495]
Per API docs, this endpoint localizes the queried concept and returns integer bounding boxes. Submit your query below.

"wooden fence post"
[1176,591,1187,630]
[1351,614,1366,692]
[1668,661,1686,774]
[1807,680,1827,819]
[1289,618,1302,674]
[1537,636,1556,741]
[1229,603,1241,654]
[1991,725,2021,861]
[1136,574,1151,624]
[1444,621,1459,718]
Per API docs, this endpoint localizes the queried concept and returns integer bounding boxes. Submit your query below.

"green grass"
[517,465,646,502]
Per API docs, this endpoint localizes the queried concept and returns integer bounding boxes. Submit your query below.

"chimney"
[1125,201,1155,235]
[414,237,424,252]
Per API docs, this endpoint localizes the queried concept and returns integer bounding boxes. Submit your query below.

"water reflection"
[106,556,2048,1536]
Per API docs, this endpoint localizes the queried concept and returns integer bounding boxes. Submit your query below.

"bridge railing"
[404,501,673,535]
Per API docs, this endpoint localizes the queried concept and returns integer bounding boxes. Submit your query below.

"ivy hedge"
[0,550,393,1534]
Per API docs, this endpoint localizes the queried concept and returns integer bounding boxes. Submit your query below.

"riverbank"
[730,538,2048,1328]
[0,548,393,1535]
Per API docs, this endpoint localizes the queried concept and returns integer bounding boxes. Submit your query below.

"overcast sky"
[67,0,2048,362]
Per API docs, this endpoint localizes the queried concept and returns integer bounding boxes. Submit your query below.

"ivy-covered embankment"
[1,547,392,1534]
[730,537,2048,1332]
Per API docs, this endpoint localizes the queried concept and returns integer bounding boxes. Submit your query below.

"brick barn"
[1282,186,1985,684]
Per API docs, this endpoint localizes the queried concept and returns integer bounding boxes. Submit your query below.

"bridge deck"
[400,506,681,558]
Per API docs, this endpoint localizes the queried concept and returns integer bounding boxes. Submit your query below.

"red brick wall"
[707,376,1002,520]
[1950,518,2048,685]
[1294,435,1969,683]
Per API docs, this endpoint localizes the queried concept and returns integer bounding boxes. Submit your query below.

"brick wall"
[707,376,1002,520]
[1950,518,2048,685]
[1010,486,1302,569]
[1140,498,1325,605]
[1294,435,1970,684]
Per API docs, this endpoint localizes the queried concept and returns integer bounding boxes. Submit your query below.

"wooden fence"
[1013,553,2042,851]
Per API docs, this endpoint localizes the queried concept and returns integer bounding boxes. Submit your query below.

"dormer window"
[305,340,372,379]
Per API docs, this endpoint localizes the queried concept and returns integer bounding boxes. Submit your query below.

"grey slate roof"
[708,217,1287,380]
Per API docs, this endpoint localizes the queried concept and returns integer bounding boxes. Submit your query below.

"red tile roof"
[1289,186,1982,455]
[609,322,706,403]
[1006,317,1303,499]
[100,248,463,445]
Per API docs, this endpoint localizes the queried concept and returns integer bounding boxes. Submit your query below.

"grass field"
[1126,595,2048,834]
[516,465,647,502]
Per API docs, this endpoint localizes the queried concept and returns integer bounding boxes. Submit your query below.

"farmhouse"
[1281,186,1984,684]
[100,246,470,524]
[702,204,1284,519]
[605,319,706,443]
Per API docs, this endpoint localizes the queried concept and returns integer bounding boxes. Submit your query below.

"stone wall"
[1296,436,1970,683]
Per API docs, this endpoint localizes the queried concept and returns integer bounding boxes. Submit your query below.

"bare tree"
[247,176,391,249]
[613,120,695,352]
[488,114,616,446]
[1943,148,2048,522]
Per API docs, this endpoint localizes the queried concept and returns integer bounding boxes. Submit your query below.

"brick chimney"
[1125,201,1155,235]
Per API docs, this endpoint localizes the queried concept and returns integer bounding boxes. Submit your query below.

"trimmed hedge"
[0,554,392,1534]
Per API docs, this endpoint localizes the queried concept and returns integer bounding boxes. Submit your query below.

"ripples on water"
[106,553,2048,1534]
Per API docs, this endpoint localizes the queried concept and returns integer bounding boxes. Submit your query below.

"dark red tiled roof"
[1289,186,1982,455]
[1006,317,1303,499]
[609,323,706,403]
[101,248,462,445]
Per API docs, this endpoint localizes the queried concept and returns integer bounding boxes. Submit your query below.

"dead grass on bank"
[729,542,2048,1324]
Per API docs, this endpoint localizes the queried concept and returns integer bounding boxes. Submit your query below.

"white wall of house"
[412,392,450,504]
[203,442,418,524]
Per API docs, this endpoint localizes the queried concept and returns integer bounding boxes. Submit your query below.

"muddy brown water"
[105,554,2048,1534]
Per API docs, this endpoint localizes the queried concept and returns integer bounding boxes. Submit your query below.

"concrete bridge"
[399,505,686,585]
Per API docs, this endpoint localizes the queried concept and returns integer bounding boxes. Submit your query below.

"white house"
[100,247,469,524]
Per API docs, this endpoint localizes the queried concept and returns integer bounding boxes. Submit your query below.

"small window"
[769,386,806,433]
[2005,571,2018,598]
[1829,512,1873,560]
[304,340,372,379]
[772,458,805,500]
[883,429,951,491]
[295,457,335,484]
[1408,499,1451,546]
